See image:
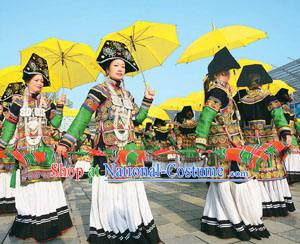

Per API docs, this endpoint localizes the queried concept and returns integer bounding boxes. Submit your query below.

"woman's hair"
[23,73,35,83]
[207,72,215,81]
[203,76,212,101]
[22,73,44,84]
[104,60,113,75]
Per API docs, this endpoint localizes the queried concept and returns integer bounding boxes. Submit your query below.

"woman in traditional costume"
[142,122,155,168]
[237,65,295,217]
[0,53,73,241]
[57,40,162,243]
[0,83,26,215]
[0,102,16,214]
[175,106,201,170]
[196,47,270,241]
[143,122,155,151]
[151,118,177,176]
[275,88,300,184]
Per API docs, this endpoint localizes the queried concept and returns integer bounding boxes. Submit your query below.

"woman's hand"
[56,144,68,157]
[144,83,155,100]
[57,93,66,105]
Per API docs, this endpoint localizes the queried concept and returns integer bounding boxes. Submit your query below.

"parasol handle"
[141,69,146,85]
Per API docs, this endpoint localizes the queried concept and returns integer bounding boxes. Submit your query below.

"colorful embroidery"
[241,89,269,104]
[196,137,207,146]
[205,97,222,112]
[82,97,99,112]
[6,112,19,124]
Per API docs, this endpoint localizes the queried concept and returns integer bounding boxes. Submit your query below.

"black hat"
[174,112,184,123]
[237,64,272,87]
[208,47,240,78]
[181,106,194,117]
[1,82,26,103]
[23,53,50,86]
[154,118,166,127]
[181,106,192,113]
[97,40,139,74]
[275,88,292,103]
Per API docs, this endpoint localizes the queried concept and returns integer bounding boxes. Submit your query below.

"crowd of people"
[0,40,299,243]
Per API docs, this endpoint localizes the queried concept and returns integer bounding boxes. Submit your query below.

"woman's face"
[27,74,44,94]
[215,71,230,83]
[107,59,126,81]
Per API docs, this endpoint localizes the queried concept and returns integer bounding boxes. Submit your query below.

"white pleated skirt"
[258,178,295,216]
[88,176,161,243]
[201,180,270,241]
[9,170,72,242]
[0,172,16,214]
[284,153,300,183]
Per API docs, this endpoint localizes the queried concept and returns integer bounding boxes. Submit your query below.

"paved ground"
[1,179,300,244]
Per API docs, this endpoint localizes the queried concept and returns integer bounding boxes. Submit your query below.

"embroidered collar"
[241,88,269,104]
[105,77,122,89]
[154,126,170,134]
[208,79,232,95]
[179,119,197,129]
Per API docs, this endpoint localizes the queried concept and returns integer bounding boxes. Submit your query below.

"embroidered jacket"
[176,119,197,148]
[0,94,64,184]
[0,95,63,150]
[152,126,176,162]
[281,104,300,151]
[176,119,200,162]
[196,80,243,150]
[237,88,291,179]
[238,89,291,145]
[60,79,153,168]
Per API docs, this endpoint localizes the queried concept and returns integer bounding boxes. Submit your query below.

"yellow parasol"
[159,97,202,111]
[177,25,267,63]
[262,80,296,95]
[21,38,101,90]
[185,90,205,105]
[96,21,180,79]
[148,106,170,120]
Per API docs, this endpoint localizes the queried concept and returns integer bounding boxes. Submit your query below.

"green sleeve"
[135,107,149,124]
[0,121,17,148]
[168,134,177,146]
[52,132,61,141]
[68,107,93,139]
[132,95,153,124]
[195,106,218,149]
[50,113,63,128]
[295,121,300,134]
[60,107,94,149]
[271,108,291,137]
